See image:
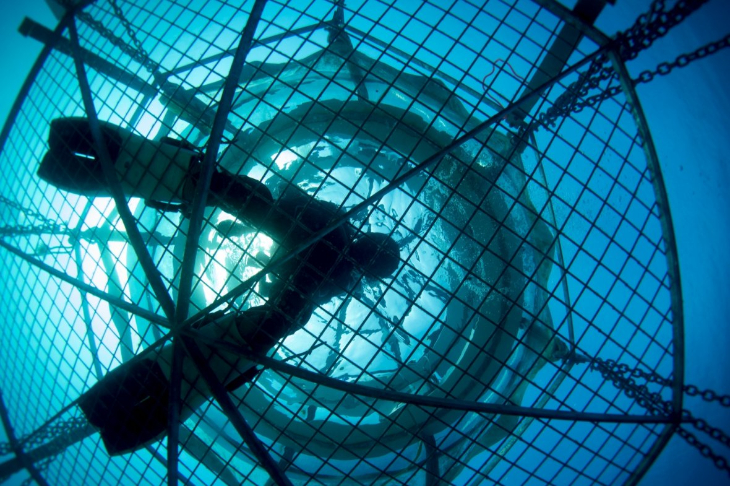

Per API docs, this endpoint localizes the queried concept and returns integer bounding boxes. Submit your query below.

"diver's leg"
[39,118,275,225]
[38,117,198,202]
[234,289,315,353]
[76,313,259,457]
[200,169,274,228]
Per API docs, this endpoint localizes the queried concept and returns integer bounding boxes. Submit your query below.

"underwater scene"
[0,0,728,485]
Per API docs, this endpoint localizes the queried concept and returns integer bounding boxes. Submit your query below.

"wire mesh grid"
[0,0,680,485]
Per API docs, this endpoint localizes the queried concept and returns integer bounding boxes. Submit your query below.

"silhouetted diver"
[37,117,401,455]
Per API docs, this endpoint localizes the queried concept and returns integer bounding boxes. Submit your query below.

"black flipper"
[37,117,123,197]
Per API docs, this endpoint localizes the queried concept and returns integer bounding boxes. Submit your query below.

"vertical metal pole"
[170,3,269,484]
[182,337,293,486]
[166,343,184,486]
[174,0,269,322]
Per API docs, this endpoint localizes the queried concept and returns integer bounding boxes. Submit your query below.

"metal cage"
[0,0,681,484]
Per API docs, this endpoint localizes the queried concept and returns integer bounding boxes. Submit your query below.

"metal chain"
[617,0,710,61]
[13,416,92,486]
[528,55,613,130]
[555,29,730,121]
[0,440,11,455]
[1,417,89,484]
[75,0,160,76]
[633,32,730,85]
[677,427,730,477]
[584,357,730,476]
[17,417,88,452]
[589,357,674,416]
[0,195,68,236]
[524,0,715,136]
[685,384,730,407]
[682,409,730,450]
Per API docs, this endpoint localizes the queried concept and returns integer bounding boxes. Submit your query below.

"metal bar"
[181,336,294,486]
[609,49,684,419]
[67,17,177,321]
[19,17,157,97]
[166,342,184,486]
[608,48,685,486]
[0,14,62,152]
[184,329,674,425]
[146,445,193,486]
[531,0,612,46]
[506,0,610,127]
[178,427,242,485]
[183,42,614,325]
[0,239,168,327]
[326,1,369,100]
[424,435,440,486]
[0,392,50,486]
[166,21,328,78]
[175,0,268,323]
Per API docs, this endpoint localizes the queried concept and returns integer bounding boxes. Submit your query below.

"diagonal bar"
[0,392,50,486]
[66,17,176,321]
[181,336,294,486]
[19,17,157,97]
[182,41,614,325]
[169,3,269,482]
[174,0,268,323]
[0,239,168,327]
[183,329,676,425]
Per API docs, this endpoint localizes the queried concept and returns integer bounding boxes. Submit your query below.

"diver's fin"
[39,117,200,203]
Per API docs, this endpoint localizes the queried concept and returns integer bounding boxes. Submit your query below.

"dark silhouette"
[39,117,401,455]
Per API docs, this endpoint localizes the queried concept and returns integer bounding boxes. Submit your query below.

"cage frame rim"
[0,1,685,485]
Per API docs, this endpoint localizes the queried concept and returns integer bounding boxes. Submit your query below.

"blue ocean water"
[594,2,730,485]
[0,0,728,484]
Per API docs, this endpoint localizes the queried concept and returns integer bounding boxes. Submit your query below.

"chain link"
[617,0,710,61]
[18,417,89,453]
[684,384,730,407]
[0,195,68,237]
[677,427,730,477]
[633,33,730,85]
[584,357,730,476]
[682,409,730,450]
[0,441,11,455]
[75,0,160,76]
[1,417,90,484]
[523,0,716,137]
[589,357,674,416]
